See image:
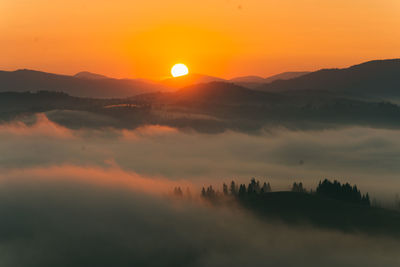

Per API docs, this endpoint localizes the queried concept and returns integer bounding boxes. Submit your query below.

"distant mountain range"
[161,73,225,89]
[73,71,110,80]
[161,72,311,89]
[0,59,399,100]
[136,82,287,107]
[2,58,400,132]
[0,69,228,98]
[0,69,171,98]
[231,72,310,88]
[256,59,400,100]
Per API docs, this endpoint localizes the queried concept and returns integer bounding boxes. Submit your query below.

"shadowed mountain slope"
[73,71,109,80]
[131,82,288,106]
[0,69,170,98]
[231,72,310,88]
[240,192,400,237]
[257,59,400,99]
[161,73,226,89]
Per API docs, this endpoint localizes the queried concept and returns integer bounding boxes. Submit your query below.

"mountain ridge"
[231,72,310,89]
[1,59,400,99]
[74,71,109,80]
[0,69,170,98]
[256,59,400,99]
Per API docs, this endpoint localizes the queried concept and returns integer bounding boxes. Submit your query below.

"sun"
[171,63,189,77]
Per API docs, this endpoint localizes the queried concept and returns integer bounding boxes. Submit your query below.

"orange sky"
[1,0,399,79]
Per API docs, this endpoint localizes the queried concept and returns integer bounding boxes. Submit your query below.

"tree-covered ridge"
[198,178,370,207]
[200,179,272,199]
[316,179,370,206]
[173,178,400,237]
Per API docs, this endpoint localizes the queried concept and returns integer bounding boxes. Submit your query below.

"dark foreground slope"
[238,192,400,237]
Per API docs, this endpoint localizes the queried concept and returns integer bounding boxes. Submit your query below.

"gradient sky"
[1,0,399,79]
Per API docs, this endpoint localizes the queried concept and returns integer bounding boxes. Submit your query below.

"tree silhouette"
[316,179,369,206]
[238,184,247,197]
[247,178,261,195]
[198,178,370,208]
[223,183,229,196]
[230,181,238,195]
[206,186,216,198]
[292,182,306,193]
[261,182,271,193]
[201,187,206,197]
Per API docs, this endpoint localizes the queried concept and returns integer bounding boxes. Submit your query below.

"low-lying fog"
[1,113,400,201]
[0,166,399,266]
[0,169,400,267]
[1,113,400,266]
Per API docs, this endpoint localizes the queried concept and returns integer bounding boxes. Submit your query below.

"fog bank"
[0,174,399,267]
[1,114,400,200]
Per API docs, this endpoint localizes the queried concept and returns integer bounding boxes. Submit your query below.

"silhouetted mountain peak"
[264,72,310,83]
[257,58,400,98]
[230,76,266,83]
[4,69,71,80]
[230,72,310,89]
[0,69,169,98]
[167,81,285,105]
[74,71,109,80]
[161,73,226,89]
[179,81,250,95]
[348,59,400,70]
[15,69,36,73]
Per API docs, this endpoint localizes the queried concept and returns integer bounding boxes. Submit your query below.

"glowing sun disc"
[171,64,189,77]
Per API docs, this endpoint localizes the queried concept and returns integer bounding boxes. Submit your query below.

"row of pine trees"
[201,178,271,198]
[316,179,370,206]
[194,178,370,206]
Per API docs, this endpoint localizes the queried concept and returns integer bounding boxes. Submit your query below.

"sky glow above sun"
[1,0,400,79]
[171,64,189,77]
